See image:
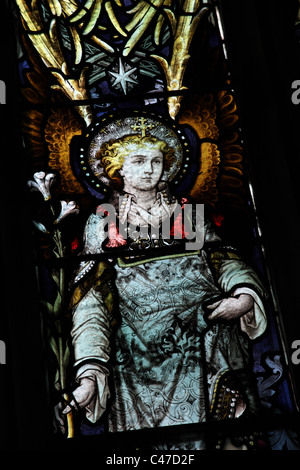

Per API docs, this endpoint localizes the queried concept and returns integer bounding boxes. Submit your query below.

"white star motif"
[109,58,138,95]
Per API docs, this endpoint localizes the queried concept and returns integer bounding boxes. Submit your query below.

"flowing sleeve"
[217,259,268,339]
[205,219,268,340]
[71,287,113,367]
[70,286,114,423]
[69,212,116,423]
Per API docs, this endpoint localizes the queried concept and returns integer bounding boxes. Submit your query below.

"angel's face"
[119,148,164,192]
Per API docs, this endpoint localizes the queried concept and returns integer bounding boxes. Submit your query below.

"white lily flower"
[54,201,79,224]
[27,172,56,201]
[32,220,49,234]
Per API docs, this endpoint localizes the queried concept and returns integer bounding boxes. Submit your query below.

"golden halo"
[85,113,186,188]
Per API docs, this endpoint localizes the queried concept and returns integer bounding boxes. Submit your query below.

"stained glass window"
[3,0,300,451]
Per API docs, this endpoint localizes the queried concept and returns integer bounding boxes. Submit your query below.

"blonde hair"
[96,134,175,188]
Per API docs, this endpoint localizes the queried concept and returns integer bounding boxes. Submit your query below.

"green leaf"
[48,335,59,360]
[54,369,61,391]
[51,270,60,288]
[40,299,54,315]
[63,344,70,365]
[53,291,62,317]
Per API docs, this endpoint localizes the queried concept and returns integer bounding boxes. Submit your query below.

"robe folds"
[69,197,267,449]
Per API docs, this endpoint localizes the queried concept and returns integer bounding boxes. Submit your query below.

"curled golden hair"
[96,134,175,188]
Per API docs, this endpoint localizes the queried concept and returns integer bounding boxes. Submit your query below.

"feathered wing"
[179,90,247,214]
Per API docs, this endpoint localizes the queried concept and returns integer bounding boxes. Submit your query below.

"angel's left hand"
[206,294,254,321]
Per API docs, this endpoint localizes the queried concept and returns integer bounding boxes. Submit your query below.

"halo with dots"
[77,111,193,198]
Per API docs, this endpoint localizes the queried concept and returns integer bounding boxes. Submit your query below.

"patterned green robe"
[69,195,267,449]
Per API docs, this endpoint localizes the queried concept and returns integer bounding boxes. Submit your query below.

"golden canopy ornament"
[15,0,246,212]
[15,0,210,121]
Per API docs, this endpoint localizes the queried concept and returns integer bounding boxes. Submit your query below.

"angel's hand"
[206,294,254,321]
